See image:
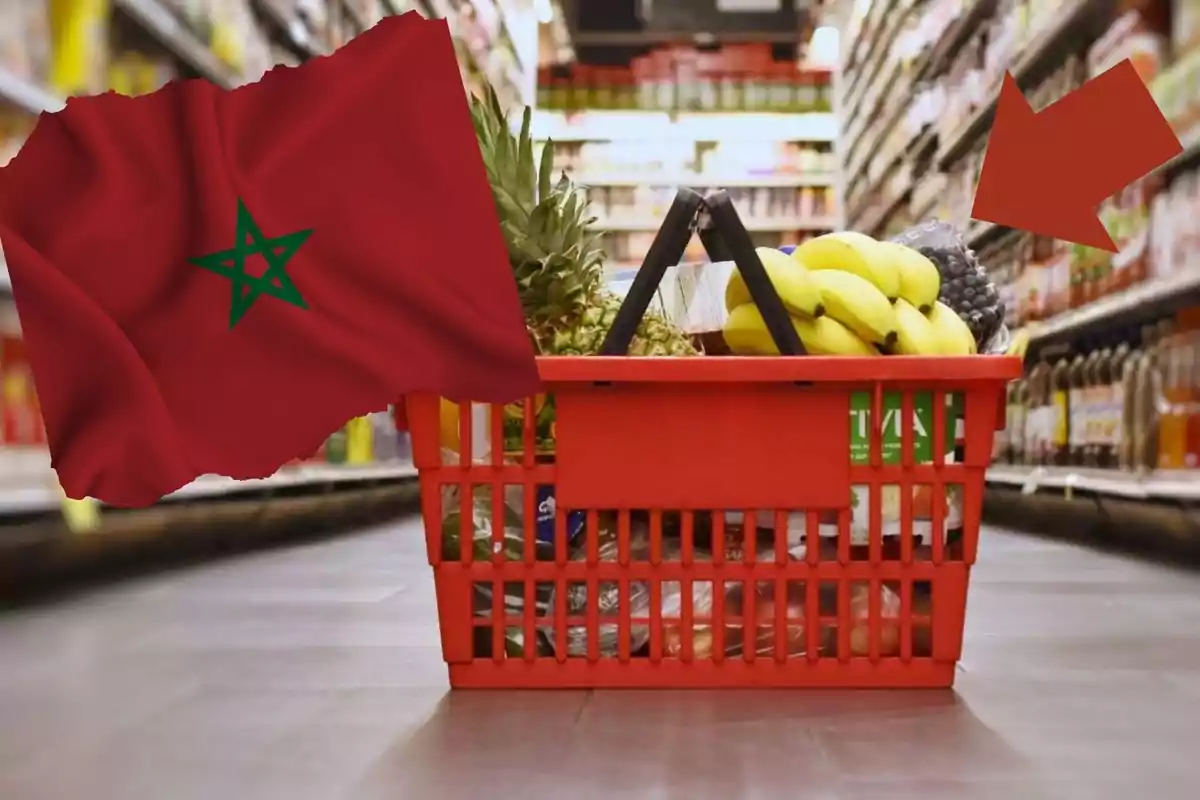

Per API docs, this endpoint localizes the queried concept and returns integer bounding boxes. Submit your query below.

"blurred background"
[3,0,1200,571]
[3,0,1200,795]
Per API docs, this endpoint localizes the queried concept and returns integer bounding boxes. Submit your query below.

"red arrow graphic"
[971,59,1183,252]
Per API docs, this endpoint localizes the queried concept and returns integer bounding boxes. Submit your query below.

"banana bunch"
[722,234,978,357]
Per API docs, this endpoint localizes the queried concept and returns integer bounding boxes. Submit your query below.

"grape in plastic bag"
[890,220,1008,353]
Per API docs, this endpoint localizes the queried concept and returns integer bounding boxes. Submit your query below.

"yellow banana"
[1007,327,1030,359]
[793,232,901,301]
[876,241,941,312]
[891,299,943,355]
[809,269,899,349]
[724,247,825,318]
[926,302,976,355]
[723,304,877,356]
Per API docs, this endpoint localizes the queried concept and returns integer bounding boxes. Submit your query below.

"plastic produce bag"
[440,479,555,563]
[558,518,651,657]
[848,582,902,657]
[439,446,556,657]
[717,581,817,659]
[889,220,1009,353]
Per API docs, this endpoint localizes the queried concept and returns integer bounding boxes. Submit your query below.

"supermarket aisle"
[2,522,1200,800]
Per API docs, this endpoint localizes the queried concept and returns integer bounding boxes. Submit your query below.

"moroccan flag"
[0,13,539,507]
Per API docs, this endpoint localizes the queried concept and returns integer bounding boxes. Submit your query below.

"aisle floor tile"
[3,520,1200,798]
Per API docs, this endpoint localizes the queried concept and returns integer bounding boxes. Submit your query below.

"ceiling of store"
[563,0,817,65]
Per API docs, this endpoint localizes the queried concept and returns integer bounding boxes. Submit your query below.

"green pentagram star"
[189,199,313,329]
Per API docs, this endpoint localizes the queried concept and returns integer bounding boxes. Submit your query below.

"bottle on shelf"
[1093,342,1117,470]
[1014,378,1029,465]
[1120,330,1145,471]
[1107,340,1132,470]
[1081,346,1103,467]
[1133,321,1172,472]
[1004,378,1027,465]
[1159,323,1198,471]
[1026,356,1052,466]
[1050,354,1072,466]
[1075,352,1094,470]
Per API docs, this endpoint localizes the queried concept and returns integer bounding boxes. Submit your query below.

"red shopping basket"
[407,189,1021,689]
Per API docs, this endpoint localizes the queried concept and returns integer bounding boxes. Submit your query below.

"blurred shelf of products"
[839,0,1200,515]
[0,0,546,527]
[838,0,1196,241]
[533,41,840,271]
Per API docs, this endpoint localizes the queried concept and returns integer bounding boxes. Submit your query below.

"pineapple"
[468,86,696,358]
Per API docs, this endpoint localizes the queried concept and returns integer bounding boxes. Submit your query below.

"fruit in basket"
[723,304,876,356]
[891,221,1004,348]
[849,583,902,657]
[440,396,554,455]
[926,301,977,355]
[808,270,899,349]
[723,247,825,318]
[548,292,694,356]
[792,232,900,302]
[440,398,460,451]
[469,87,695,358]
[876,241,941,312]
[891,299,943,356]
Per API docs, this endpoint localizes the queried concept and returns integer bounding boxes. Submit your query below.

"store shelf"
[1154,124,1200,178]
[987,464,1200,501]
[844,0,989,180]
[533,110,838,143]
[840,0,907,130]
[115,0,240,88]
[169,462,417,499]
[842,1,992,231]
[841,0,891,90]
[934,0,1111,170]
[0,67,65,114]
[591,216,837,233]
[342,0,372,30]
[913,0,996,86]
[965,219,1013,249]
[0,450,417,517]
[572,172,836,188]
[855,190,910,240]
[254,0,330,57]
[1027,268,1200,347]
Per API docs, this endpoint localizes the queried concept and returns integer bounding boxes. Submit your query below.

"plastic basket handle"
[597,188,703,356]
[598,188,805,356]
[701,191,805,356]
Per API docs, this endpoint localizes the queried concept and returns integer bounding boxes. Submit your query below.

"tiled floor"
[2,518,1200,799]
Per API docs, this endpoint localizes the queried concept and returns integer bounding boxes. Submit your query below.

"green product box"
[325,427,348,465]
[736,391,967,555]
[842,390,965,546]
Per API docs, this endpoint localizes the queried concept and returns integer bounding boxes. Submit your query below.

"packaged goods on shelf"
[0,113,35,167]
[1,0,51,86]
[47,0,106,95]
[586,184,835,230]
[1150,167,1200,277]
[0,327,45,448]
[344,0,381,27]
[1088,9,1169,82]
[538,43,832,114]
[1175,0,1200,53]
[552,140,837,185]
[993,309,1200,474]
[107,49,178,95]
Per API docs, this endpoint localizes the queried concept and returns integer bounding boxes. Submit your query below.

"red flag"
[0,13,538,507]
